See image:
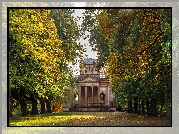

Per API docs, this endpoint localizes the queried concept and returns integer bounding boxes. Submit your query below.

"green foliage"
[9,8,84,110]
[81,8,171,108]
[50,9,86,65]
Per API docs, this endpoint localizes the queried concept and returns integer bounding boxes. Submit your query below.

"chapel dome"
[83,58,94,64]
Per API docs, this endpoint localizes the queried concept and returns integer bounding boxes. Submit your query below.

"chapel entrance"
[93,86,98,105]
[79,86,99,106]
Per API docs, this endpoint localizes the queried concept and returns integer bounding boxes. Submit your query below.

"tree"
[50,9,86,65]
[81,8,171,116]
[9,9,83,116]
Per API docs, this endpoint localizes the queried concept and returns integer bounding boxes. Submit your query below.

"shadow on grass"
[9,112,171,126]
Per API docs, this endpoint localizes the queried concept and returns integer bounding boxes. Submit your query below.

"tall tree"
[81,8,171,116]
[9,9,83,115]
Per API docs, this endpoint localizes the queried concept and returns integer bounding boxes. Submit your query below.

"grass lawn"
[9,112,171,126]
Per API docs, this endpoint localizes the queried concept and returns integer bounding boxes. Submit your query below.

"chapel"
[63,58,116,112]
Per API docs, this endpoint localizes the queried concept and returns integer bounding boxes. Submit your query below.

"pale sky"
[73,9,97,59]
[72,2,98,60]
[71,7,98,75]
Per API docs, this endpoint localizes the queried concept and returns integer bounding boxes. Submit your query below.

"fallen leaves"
[9,112,171,126]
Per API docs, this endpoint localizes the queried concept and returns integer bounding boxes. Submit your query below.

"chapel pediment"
[79,76,97,82]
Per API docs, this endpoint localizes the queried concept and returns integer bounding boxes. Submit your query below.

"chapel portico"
[63,58,115,112]
[77,83,110,107]
[76,58,115,111]
[78,86,99,106]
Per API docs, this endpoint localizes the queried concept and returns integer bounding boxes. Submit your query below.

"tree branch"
[137,33,162,56]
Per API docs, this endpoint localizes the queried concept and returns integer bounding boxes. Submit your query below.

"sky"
[71,6,98,75]
[73,9,97,59]
[72,2,98,60]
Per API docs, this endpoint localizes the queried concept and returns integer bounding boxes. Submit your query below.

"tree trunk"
[9,89,13,117]
[160,102,164,117]
[19,100,28,116]
[138,99,141,115]
[128,99,133,113]
[134,97,138,114]
[146,99,149,115]
[165,91,171,119]
[40,97,46,114]
[31,98,38,115]
[142,100,145,114]
[46,99,52,113]
[166,99,171,119]
[149,99,157,116]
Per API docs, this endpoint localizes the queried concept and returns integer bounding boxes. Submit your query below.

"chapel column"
[92,86,94,105]
[85,86,87,106]
[78,86,81,106]
[107,86,109,105]
[98,86,100,105]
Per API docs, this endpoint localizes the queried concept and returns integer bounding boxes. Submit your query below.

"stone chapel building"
[63,58,116,112]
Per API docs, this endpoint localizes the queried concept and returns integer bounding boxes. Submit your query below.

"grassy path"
[9,112,171,126]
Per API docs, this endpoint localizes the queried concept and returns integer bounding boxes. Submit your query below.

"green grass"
[9,112,171,126]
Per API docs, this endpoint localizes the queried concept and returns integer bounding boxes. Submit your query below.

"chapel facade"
[63,58,116,112]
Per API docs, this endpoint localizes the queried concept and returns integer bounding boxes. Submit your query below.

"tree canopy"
[9,8,85,116]
[81,8,171,116]
[8,6,172,118]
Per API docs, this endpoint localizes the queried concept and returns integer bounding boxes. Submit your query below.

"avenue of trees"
[8,6,172,119]
[9,8,85,116]
[81,8,171,118]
